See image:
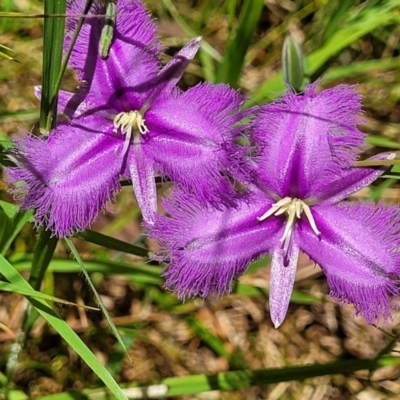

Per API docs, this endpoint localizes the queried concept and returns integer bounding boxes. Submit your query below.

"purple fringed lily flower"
[151,83,400,328]
[6,0,246,236]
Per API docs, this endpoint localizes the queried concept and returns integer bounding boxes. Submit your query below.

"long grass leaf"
[0,281,98,310]
[0,254,128,400]
[75,229,149,258]
[40,355,400,399]
[250,5,399,104]
[216,0,264,87]
[65,238,133,363]
[40,0,66,132]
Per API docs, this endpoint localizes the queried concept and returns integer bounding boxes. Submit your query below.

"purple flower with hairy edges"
[151,82,400,328]
[5,0,247,237]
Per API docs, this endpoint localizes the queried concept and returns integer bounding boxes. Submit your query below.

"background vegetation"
[1,0,400,398]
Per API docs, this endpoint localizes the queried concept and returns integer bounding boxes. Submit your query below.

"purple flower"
[6,0,246,236]
[151,83,400,328]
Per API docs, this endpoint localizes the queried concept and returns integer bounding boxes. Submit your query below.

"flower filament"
[258,197,321,253]
[113,110,149,156]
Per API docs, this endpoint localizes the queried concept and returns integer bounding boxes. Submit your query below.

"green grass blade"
[161,0,222,62]
[0,210,33,256]
[216,0,264,87]
[318,0,353,45]
[29,228,58,290]
[250,3,399,104]
[75,229,149,258]
[54,0,93,105]
[65,238,133,363]
[40,355,400,399]
[324,57,400,83]
[40,0,66,132]
[186,316,233,362]
[13,257,163,282]
[0,254,128,400]
[366,134,400,150]
[0,200,18,219]
[0,281,98,310]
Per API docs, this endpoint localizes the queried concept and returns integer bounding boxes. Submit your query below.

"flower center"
[257,197,321,253]
[113,110,149,156]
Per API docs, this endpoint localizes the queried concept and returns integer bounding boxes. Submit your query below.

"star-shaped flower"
[151,83,400,328]
[6,0,246,236]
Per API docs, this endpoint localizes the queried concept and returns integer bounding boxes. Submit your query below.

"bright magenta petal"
[250,83,364,199]
[65,0,162,106]
[313,152,395,204]
[150,190,282,298]
[144,82,246,205]
[299,202,400,323]
[6,122,124,237]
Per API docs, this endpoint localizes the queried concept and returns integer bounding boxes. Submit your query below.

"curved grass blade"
[40,355,400,399]
[250,2,399,104]
[0,44,17,62]
[75,229,149,258]
[65,238,133,363]
[0,253,128,400]
[0,281,98,310]
[13,257,163,283]
[216,0,264,87]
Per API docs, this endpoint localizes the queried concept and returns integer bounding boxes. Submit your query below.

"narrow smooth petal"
[250,83,364,199]
[299,203,400,323]
[312,152,395,205]
[128,142,157,225]
[150,190,282,299]
[269,238,300,328]
[65,0,162,105]
[5,121,123,237]
[144,83,247,205]
[146,37,201,106]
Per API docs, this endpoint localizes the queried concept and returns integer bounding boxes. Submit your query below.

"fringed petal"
[150,190,281,299]
[65,0,162,106]
[299,202,400,323]
[5,121,124,237]
[144,82,247,206]
[250,82,365,199]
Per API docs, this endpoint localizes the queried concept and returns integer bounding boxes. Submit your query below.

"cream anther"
[257,197,321,243]
[113,110,149,136]
[113,110,149,157]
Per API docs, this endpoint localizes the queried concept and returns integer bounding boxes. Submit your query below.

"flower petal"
[65,0,162,106]
[250,83,365,199]
[150,190,282,298]
[269,238,300,328]
[312,152,395,205]
[6,121,124,237]
[146,37,201,106]
[299,202,400,323]
[144,82,247,205]
[34,86,98,119]
[127,142,157,225]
